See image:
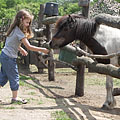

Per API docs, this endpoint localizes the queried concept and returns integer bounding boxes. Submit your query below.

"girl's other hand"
[20,49,28,56]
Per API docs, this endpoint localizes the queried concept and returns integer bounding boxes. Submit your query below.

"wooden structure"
[75,0,90,96]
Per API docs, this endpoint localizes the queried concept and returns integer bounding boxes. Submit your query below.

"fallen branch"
[94,13,120,29]
[73,56,120,79]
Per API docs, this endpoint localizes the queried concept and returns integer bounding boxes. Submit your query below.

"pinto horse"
[49,14,120,109]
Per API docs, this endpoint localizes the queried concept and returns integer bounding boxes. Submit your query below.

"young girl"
[0,9,49,104]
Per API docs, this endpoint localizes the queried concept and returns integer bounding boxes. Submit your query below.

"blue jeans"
[0,51,19,91]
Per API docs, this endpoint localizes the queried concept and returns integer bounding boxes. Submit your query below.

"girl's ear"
[22,16,24,20]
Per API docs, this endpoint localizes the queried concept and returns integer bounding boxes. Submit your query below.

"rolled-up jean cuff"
[11,86,19,91]
[0,84,4,87]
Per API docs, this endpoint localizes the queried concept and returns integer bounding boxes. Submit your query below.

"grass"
[52,111,72,120]
[19,80,34,88]
[55,68,76,73]
[85,71,120,87]
[19,75,35,80]
[19,75,36,88]
[113,78,120,87]
[19,68,120,87]
[28,91,36,95]
[4,106,16,109]
[12,101,23,105]
[85,73,106,86]
[37,99,44,105]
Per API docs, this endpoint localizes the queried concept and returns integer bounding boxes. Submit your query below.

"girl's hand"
[20,49,28,56]
[18,46,28,56]
[41,48,50,54]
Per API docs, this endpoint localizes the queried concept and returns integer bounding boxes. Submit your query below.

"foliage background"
[0,0,119,24]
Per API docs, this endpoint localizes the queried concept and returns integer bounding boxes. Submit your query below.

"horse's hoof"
[113,88,120,96]
[101,105,110,110]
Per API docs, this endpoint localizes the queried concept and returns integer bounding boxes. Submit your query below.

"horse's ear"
[68,15,75,23]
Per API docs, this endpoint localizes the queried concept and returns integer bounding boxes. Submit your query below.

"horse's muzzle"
[49,40,60,49]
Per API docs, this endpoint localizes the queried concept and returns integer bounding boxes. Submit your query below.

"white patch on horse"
[93,25,120,65]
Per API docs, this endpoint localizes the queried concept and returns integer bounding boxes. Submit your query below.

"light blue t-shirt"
[2,26,25,58]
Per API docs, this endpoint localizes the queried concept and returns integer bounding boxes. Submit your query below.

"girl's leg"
[0,66,8,87]
[0,86,1,100]
[12,90,18,99]
[5,58,19,99]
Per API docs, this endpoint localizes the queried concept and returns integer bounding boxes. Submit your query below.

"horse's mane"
[55,14,97,40]
[75,16,97,40]
[55,14,86,29]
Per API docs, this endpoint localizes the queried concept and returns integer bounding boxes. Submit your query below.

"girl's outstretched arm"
[21,38,49,54]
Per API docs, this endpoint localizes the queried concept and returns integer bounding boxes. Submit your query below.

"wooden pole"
[46,24,55,81]
[38,4,45,28]
[37,4,45,73]
[75,0,90,96]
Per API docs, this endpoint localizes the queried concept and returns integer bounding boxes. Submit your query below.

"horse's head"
[49,15,77,49]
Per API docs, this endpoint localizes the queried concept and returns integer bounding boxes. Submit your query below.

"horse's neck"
[75,19,107,54]
[81,36,110,64]
[75,18,110,64]
[84,38,107,55]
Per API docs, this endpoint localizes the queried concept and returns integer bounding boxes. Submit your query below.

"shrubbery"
[0,0,119,24]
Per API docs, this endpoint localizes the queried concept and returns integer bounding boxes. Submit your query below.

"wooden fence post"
[37,4,45,73]
[75,0,90,96]
[46,24,55,81]
[38,4,45,28]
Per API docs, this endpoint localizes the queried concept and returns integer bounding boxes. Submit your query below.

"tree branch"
[94,13,120,29]
[75,46,120,59]
[73,56,120,79]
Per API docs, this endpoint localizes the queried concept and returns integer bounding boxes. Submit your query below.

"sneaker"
[11,98,27,104]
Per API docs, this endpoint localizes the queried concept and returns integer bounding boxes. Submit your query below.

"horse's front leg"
[102,75,116,109]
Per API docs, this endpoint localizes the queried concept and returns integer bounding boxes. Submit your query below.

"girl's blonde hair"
[7,9,34,39]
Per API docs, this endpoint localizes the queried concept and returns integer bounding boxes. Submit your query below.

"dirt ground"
[0,65,120,120]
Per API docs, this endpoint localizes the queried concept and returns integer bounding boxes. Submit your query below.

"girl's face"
[22,18,31,28]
